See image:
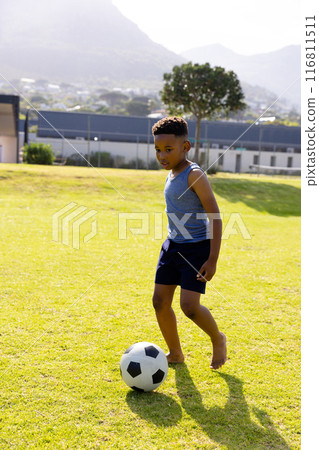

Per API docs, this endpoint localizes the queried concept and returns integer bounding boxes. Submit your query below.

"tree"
[161,62,246,163]
[99,91,129,107]
[126,99,150,116]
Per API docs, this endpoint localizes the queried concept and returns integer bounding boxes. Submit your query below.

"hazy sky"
[113,0,301,55]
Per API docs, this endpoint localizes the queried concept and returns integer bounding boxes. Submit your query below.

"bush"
[90,151,114,168]
[65,153,87,166]
[23,143,55,165]
[65,153,160,170]
[206,165,218,175]
[65,152,114,168]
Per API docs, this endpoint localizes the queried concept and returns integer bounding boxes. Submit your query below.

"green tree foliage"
[161,62,246,163]
[23,143,55,165]
[126,100,150,116]
[30,95,47,104]
[99,91,129,107]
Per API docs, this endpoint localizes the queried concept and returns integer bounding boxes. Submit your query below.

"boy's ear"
[183,140,191,151]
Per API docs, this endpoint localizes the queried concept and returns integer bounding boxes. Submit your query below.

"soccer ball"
[120,342,168,392]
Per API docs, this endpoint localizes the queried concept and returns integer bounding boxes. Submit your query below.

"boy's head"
[152,116,191,171]
[152,116,188,138]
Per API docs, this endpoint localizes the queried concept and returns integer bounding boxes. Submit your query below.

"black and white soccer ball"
[120,342,168,392]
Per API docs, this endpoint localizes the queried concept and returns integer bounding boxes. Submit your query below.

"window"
[235,154,241,173]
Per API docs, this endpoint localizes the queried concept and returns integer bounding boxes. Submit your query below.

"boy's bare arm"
[188,169,222,281]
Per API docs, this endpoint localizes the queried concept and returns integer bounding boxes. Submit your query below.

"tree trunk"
[194,118,201,164]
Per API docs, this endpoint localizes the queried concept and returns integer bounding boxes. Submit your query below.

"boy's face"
[154,134,191,170]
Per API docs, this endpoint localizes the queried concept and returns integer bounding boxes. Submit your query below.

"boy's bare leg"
[153,283,184,363]
[180,288,227,369]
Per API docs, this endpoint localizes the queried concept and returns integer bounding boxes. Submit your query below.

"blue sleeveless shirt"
[164,162,209,243]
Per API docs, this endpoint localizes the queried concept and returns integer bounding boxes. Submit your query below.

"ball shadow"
[126,389,182,427]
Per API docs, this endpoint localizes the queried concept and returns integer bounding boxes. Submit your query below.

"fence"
[23,130,301,174]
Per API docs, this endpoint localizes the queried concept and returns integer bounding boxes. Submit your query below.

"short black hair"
[152,116,188,137]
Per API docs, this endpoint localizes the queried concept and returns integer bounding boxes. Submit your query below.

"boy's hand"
[196,260,216,282]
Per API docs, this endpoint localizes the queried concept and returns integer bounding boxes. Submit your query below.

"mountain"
[180,44,300,109]
[0,1,300,113]
[0,0,184,85]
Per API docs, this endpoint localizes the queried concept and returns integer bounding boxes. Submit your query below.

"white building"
[27,134,301,174]
[0,95,20,163]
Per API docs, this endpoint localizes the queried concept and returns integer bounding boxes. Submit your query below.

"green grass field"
[0,164,300,449]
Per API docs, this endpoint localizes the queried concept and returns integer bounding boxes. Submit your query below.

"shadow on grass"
[211,178,300,217]
[173,364,291,449]
[126,390,182,427]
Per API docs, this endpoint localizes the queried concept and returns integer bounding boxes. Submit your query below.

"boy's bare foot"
[210,332,227,369]
[166,351,185,363]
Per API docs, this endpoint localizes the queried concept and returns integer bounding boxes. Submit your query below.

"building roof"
[36,110,301,149]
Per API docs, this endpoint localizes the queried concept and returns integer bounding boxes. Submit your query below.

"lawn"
[0,164,300,449]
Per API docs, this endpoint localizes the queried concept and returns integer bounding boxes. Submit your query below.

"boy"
[152,116,227,369]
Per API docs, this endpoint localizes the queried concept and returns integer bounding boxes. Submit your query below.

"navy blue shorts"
[155,239,211,294]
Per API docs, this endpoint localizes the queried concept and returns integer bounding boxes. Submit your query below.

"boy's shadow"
[173,364,291,449]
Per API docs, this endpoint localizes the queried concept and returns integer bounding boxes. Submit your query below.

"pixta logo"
[52,202,98,249]
[118,212,251,240]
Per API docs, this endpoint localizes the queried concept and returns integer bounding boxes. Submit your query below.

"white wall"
[32,136,156,165]
[200,147,301,173]
[0,136,17,163]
